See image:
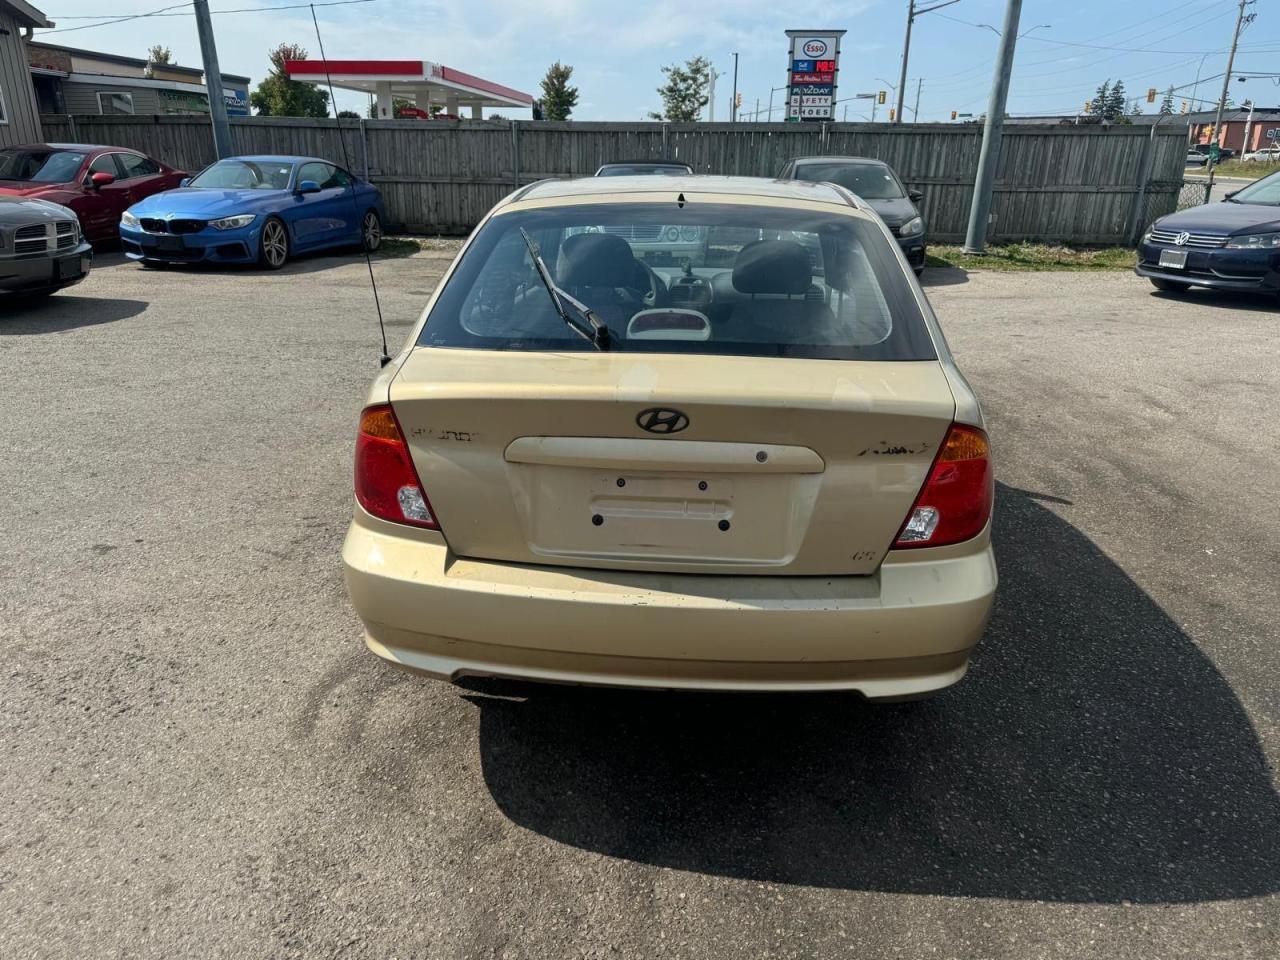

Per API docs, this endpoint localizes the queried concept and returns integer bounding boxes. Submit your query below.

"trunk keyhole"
[592,514,604,526]
[617,478,626,487]
[718,519,730,531]
[698,481,708,491]
[755,451,768,463]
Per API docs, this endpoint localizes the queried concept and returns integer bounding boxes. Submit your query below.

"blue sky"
[29,0,1280,121]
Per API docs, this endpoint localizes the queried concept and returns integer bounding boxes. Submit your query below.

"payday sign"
[785,28,845,121]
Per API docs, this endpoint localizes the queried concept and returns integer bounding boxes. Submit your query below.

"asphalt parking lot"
[3,250,1278,959]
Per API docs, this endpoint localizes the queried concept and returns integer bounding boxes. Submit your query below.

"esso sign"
[803,39,828,57]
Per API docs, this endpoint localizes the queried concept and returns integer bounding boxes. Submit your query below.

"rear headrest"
[731,240,812,295]
[558,233,640,288]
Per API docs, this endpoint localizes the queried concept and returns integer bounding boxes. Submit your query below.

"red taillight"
[354,404,438,529]
[893,423,993,549]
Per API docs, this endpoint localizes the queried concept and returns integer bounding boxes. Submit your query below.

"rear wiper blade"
[518,228,610,350]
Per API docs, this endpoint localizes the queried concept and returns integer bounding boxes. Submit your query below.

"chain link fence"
[1177,180,1213,210]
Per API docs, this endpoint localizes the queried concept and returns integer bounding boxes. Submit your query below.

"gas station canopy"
[285,59,534,119]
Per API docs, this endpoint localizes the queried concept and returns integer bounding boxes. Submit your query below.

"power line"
[39,0,375,33]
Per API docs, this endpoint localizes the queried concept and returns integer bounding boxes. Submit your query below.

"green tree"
[651,56,712,121]
[539,62,579,121]
[144,44,171,78]
[1089,80,1110,118]
[1159,86,1175,115]
[250,43,330,118]
[337,109,361,119]
[1106,80,1128,119]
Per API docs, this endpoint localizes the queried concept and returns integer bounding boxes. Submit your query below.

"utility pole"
[963,0,1022,254]
[192,0,233,159]
[1207,0,1254,186]
[1242,98,1255,155]
[731,52,739,123]
[895,0,961,124]
[708,69,720,121]
[913,78,923,121]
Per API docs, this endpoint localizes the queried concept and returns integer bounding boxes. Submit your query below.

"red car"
[0,143,185,244]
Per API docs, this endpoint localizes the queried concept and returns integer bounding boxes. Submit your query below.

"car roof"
[511,175,861,208]
[221,155,318,164]
[20,143,143,155]
[790,156,890,167]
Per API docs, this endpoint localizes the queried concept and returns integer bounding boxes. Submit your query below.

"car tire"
[361,210,383,253]
[1150,277,1190,293]
[257,217,290,270]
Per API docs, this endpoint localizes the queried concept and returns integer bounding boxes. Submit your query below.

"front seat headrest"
[559,233,640,288]
[731,240,812,295]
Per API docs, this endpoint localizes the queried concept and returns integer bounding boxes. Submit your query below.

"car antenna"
[309,3,391,367]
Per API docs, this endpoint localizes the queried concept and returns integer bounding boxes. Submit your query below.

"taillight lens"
[354,404,438,529]
[893,423,992,549]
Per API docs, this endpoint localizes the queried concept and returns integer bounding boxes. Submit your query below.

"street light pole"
[963,0,1023,253]
[731,52,739,123]
[895,0,962,124]
[895,1,914,125]
[192,0,233,158]
[1207,0,1253,185]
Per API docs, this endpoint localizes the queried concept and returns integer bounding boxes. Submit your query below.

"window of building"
[98,92,135,116]
[0,84,9,125]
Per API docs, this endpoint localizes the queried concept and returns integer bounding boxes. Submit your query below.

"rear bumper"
[342,512,997,698]
[0,242,92,294]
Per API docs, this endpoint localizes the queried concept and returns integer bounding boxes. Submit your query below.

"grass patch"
[927,243,1135,272]
[1198,160,1280,181]
[376,236,466,258]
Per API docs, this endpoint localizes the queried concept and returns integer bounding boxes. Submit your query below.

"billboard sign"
[785,29,844,122]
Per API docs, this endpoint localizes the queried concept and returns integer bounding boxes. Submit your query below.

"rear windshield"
[418,202,935,361]
[793,162,905,200]
[0,149,86,183]
[188,160,294,190]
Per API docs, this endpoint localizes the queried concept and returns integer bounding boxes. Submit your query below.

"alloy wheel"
[262,220,288,268]
[363,212,382,252]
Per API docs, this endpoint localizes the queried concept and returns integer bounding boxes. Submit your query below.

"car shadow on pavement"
[919,266,969,287]
[1149,287,1279,313]
[468,482,1280,903]
[0,295,146,334]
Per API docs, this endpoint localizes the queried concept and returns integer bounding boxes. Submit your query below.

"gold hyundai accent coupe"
[343,176,996,700]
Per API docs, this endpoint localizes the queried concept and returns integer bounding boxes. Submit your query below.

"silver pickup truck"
[1,196,92,298]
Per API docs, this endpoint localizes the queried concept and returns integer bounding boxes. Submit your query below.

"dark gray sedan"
[1,196,92,298]
[778,156,926,274]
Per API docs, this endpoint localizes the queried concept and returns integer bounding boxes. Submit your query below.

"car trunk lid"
[389,348,956,576]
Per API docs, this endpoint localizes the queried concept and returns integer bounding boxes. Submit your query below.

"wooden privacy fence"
[40,115,1188,244]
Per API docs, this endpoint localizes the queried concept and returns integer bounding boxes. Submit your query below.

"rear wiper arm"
[519,228,610,350]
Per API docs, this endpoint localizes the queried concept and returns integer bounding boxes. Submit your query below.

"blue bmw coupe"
[120,155,385,269]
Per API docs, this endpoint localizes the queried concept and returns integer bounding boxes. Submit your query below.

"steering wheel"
[635,259,670,308]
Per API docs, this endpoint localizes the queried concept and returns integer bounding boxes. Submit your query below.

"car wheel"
[1150,277,1190,293]
[258,217,290,270]
[361,210,383,253]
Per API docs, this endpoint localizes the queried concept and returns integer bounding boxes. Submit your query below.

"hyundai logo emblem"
[1175,231,1191,246]
[636,407,689,434]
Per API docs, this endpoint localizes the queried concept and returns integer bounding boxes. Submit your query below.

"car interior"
[457,223,894,348]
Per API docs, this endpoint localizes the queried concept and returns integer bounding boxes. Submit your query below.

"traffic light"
[1182,100,1190,114]
[877,90,886,104]
[950,110,957,120]
[888,108,896,121]
[734,92,742,108]
[1146,87,1157,103]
